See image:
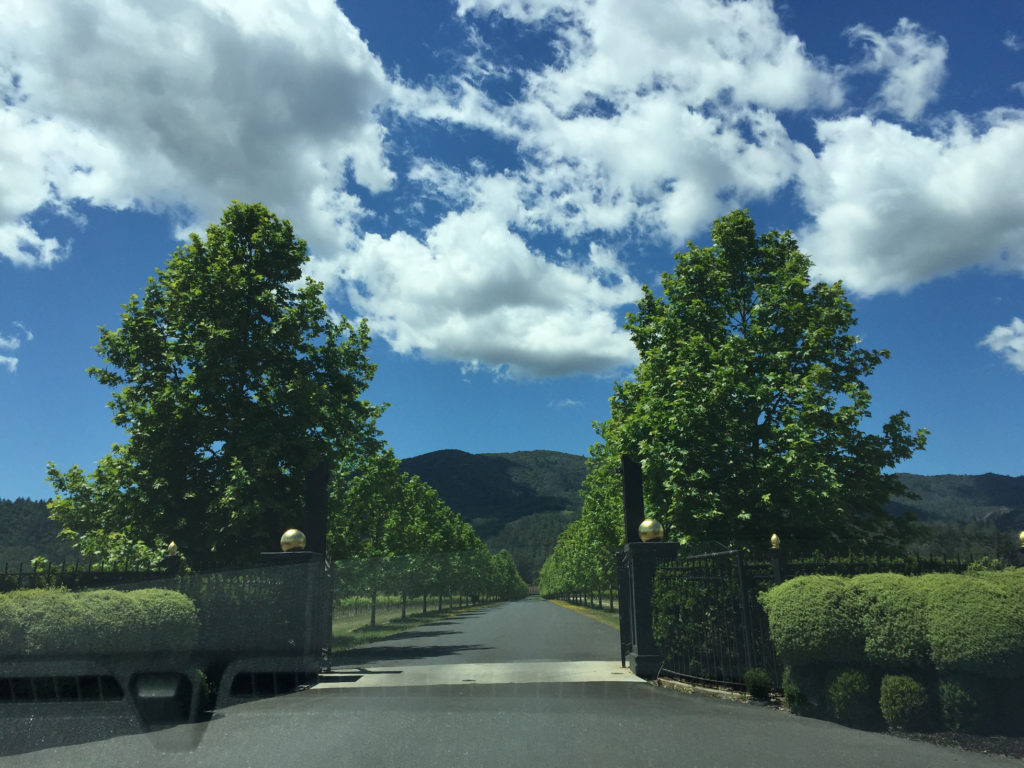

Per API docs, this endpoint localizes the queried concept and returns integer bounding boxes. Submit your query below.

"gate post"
[622,540,679,678]
[618,456,679,679]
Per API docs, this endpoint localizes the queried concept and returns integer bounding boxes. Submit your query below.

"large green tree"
[48,202,382,568]
[601,209,927,555]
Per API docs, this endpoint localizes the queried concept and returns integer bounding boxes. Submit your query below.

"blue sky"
[2,0,1024,501]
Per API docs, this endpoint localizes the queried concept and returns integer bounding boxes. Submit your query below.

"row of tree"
[333,450,528,619]
[43,202,527,603]
[541,210,928,597]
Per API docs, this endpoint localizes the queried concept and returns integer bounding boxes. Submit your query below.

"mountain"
[0,498,78,567]
[398,449,587,539]
[399,449,587,582]
[892,473,1024,529]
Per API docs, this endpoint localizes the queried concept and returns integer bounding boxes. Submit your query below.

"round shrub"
[743,667,772,700]
[848,573,928,670]
[938,674,992,733]
[879,674,932,732]
[759,576,862,666]
[918,573,1024,678]
[827,668,878,728]
[782,664,829,717]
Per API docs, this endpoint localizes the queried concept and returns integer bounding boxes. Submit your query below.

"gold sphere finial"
[770,533,781,550]
[638,518,664,542]
[280,529,307,552]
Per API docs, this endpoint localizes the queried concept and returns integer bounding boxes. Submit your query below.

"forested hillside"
[398,450,586,538]
[892,473,1024,527]
[398,450,586,584]
[0,498,78,566]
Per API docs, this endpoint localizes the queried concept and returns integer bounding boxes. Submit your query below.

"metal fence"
[651,550,975,688]
[652,550,779,686]
[0,560,172,592]
[0,555,333,673]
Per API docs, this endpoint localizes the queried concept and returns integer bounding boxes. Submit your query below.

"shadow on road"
[333,643,494,665]
[385,629,460,640]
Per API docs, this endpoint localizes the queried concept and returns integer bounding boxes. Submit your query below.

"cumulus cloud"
[318,174,641,377]
[797,111,1024,294]
[4,0,1024,378]
[981,318,1024,373]
[845,18,947,121]
[1004,33,1024,52]
[0,0,393,267]
[444,0,839,244]
[336,0,845,374]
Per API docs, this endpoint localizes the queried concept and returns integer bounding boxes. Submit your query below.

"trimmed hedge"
[758,575,862,665]
[761,568,1024,734]
[847,573,928,670]
[918,572,1024,678]
[0,588,199,658]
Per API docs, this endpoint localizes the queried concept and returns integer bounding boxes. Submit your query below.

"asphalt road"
[1,599,1017,768]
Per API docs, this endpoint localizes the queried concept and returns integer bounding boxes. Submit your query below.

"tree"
[601,209,927,555]
[47,202,382,568]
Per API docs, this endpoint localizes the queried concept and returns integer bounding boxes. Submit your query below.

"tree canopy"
[47,202,382,568]
[590,210,928,556]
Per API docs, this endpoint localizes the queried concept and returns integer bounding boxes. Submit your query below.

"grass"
[547,598,620,629]
[331,597,493,652]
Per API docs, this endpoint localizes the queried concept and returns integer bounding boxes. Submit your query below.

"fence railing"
[1,555,333,673]
[650,550,977,689]
[0,559,174,592]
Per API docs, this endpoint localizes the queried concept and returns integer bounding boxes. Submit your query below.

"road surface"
[0,598,1015,767]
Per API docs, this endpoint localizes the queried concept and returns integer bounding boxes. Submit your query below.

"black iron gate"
[650,550,780,687]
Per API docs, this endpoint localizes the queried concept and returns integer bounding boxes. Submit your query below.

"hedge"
[918,571,1024,678]
[760,568,1024,734]
[847,573,928,670]
[757,575,862,665]
[0,588,199,658]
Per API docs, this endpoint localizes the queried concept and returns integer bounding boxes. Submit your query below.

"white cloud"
[317,174,642,378]
[4,0,1024,379]
[981,318,1024,373]
[0,0,394,267]
[1004,33,1024,52]
[12,321,33,342]
[344,0,845,375]
[797,111,1024,295]
[0,322,33,372]
[845,18,947,121]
